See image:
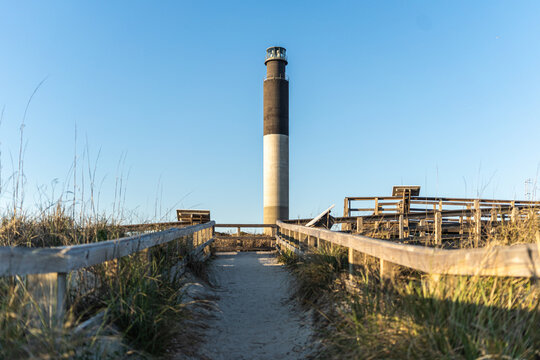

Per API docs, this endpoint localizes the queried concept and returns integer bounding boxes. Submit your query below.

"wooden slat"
[277,221,540,278]
[214,224,277,228]
[0,222,215,276]
[309,206,536,225]
[347,197,399,201]
[347,196,540,205]
[119,221,192,231]
[276,236,304,255]
[214,236,275,240]
[176,209,210,214]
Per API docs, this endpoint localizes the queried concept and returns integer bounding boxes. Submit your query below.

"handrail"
[345,196,540,205]
[118,221,199,231]
[1,221,216,327]
[0,221,215,276]
[215,224,277,228]
[276,221,540,278]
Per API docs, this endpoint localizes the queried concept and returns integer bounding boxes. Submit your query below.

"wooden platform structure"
[342,195,539,246]
[117,210,211,232]
[287,187,540,248]
[177,209,211,225]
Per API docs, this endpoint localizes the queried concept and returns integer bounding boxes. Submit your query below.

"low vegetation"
[0,206,125,248]
[100,255,187,355]
[278,244,348,304]
[279,214,540,359]
[0,206,208,358]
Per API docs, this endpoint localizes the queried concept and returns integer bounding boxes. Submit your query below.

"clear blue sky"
[0,1,539,223]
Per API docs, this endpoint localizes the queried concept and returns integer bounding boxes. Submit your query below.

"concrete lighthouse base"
[263,133,289,224]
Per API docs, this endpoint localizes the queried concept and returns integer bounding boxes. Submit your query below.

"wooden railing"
[0,221,215,325]
[215,223,277,236]
[276,221,540,279]
[213,224,277,251]
[344,196,540,217]
[338,196,540,245]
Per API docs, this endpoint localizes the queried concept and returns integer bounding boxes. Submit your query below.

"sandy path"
[197,251,313,360]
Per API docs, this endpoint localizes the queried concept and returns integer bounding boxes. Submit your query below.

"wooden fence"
[215,223,277,236]
[0,221,215,326]
[213,224,277,251]
[344,196,540,217]
[276,221,540,279]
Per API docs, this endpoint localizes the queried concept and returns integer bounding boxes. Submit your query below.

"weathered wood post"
[385,221,391,239]
[459,215,464,240]
[205,227,212,257]
[435,211,442,245]
[307,235,316,249]
[348,243,362,282]
[348,247,356,279]
[511,201,518,223]
[343,197,350,231]
[474,199,481,247]
[423,273,442,295]
[374,220,380,234]
[188,231,194,251]
[56,272,67,323]
[398,214,404,239]
[356,217,363,234]
[237,227,241,237]
[380,259,397,283]
[302,233,309,251]
[193,230,198,247]
[404,217,409,238]
[26,272,67,328]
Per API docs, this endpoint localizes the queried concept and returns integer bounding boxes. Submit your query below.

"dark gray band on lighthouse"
[263,79,289,135]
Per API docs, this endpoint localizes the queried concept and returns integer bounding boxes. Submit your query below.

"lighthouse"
[263,46,289,226]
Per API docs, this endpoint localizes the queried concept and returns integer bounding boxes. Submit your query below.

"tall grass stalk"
[100,254,187,355]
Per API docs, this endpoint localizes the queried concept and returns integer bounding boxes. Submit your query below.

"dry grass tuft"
[0,203,211,358]
[279,218,540,359]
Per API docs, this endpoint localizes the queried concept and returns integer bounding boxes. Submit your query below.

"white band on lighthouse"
[263,133,289,211]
